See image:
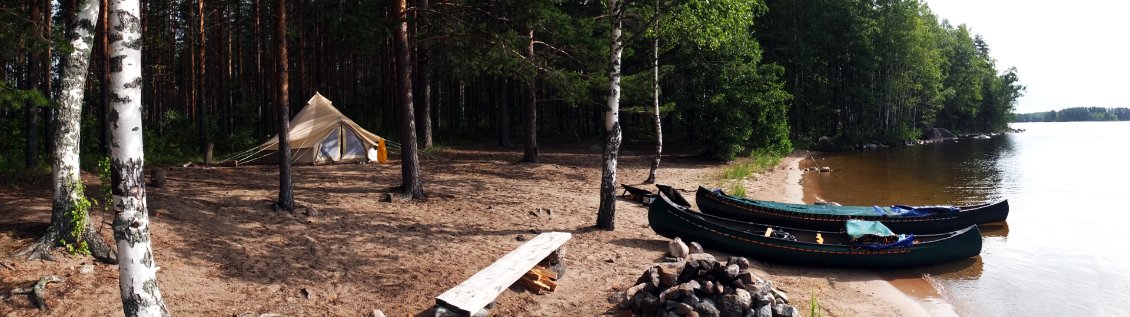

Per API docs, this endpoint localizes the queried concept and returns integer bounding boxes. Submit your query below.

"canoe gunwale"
[694,186,1008,233]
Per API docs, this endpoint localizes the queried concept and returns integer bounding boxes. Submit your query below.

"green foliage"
[757,0,1022,144]
[97,156,112,212]
[714,149,783,198]
[728,182,747,198]
[720,149,782,180]
[60,179,91,256]
[671,34,793,160]
[810,293,824,317]
[144,111,201,165]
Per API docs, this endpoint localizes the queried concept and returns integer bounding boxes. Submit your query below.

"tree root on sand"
[9,275,64,311]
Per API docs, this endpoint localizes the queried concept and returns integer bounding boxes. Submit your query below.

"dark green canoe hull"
[649,192,983,268]
[695,186,1009,234]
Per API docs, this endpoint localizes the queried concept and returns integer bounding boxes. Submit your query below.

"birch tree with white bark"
[596,0,625,230]
[644,0,662,184]
[107,0,170,315]
[17,0,117,263]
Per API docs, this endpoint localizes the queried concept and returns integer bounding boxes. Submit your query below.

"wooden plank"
[436,232,571,315]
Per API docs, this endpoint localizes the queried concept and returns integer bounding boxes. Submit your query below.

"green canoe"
[692,186,1009,234]
[649,190,983,268]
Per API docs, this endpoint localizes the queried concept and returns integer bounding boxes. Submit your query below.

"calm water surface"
[802,122,1130,316]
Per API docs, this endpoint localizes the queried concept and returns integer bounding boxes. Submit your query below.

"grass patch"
[421,144,452,159]
[707,149,785,198]
[810,293,824,317]
[720,150,781,180]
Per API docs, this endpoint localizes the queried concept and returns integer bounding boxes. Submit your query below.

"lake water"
[801,122,1130,316]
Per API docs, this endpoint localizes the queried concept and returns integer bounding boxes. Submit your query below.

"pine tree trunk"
[107,0,170,315]
[254,0,265,137]
[498,78,510,147]
[100,0,110,154]
[274,0,295,212]
[414,0,433,150]
[196,0,207,153]
[41,1,54,159]
[597,0,624,231]
[645,1,662,184]
[25,1,42,168]
[395,0,425,199]
[520,30,538,163]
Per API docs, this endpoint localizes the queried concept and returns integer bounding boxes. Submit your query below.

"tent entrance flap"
[341,125,368,160]
[317,125,343,163]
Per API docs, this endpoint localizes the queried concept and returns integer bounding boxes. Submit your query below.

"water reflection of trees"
[804,137,1014,206]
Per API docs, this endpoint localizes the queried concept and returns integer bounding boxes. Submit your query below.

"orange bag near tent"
[377,138,388,164]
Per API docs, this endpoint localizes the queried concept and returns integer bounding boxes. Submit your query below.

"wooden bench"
[435,232,572,316]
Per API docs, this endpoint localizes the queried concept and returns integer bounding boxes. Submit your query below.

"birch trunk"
[395,0,425,199]
[275,0,295,211]
[20,0,115,263]
[596,0,624,231]
[645,0,662,184]
[107,0,170,315]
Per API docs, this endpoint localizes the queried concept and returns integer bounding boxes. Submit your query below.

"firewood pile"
[517,265,558,294]
[611,238,802,317]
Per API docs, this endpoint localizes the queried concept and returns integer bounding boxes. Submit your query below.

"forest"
[1013,107,1130,122]
[0,0,1027,314]
[1,0,1023,169]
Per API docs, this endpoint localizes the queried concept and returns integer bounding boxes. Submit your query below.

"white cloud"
[926,0,1130,112]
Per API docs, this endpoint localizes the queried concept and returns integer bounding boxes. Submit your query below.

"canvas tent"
[226,92,388,165]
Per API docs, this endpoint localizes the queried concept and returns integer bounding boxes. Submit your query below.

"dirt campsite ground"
[1,147,927,316]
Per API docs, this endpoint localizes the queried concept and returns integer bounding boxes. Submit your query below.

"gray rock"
[638,267,661,288]
[695,298,721,317]
[658,262,685,288]
[79,264,95,274]
[772,304,800,317]
[702,280,715,295]
[754,304,772,317]
[675,302,695,314]
[725,264,740,279]
[770,288,789,304]
[728,257,751,271]
[746,281,770,296]
[689,242,705,254]
[631,291,661,315]
[718,294,749,317]
[666,300,681,310]
[753,294,773,307]
[734,289,752,310]
[687,253,717,264]
[610,291,628,307]
[682,294,701,307]
[670,237,691,259]
[736,271,755,286]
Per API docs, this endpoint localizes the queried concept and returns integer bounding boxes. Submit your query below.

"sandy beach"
[2,147,929,316]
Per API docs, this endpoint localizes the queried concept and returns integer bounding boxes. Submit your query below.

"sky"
[925,0,1130,113]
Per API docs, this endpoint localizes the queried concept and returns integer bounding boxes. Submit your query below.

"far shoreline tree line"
[1013,107,1130,122]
